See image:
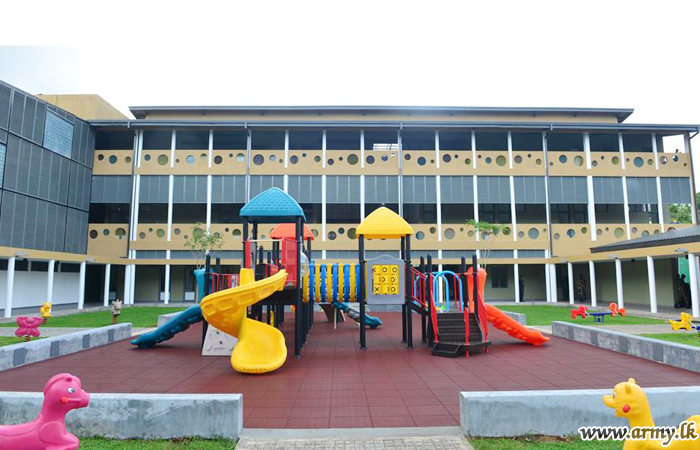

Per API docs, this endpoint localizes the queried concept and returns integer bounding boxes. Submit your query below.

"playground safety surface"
[0,312,698,428]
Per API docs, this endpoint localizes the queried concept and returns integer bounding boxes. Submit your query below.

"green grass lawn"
[471,436,621,449]
[640,332,700,347]
[0,307,186,329]
[497,305,665,326]
[79,437,235,449]
[0,336,44,347]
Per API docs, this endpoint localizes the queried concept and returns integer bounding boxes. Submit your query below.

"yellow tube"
[338,264,345,302]
[326,265,333,303]
[314,264,321,303]
[302,272,309,303]
[349,263,356,302]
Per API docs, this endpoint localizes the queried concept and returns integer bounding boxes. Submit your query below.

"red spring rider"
[0,373,90,450]
[16,316,42,342]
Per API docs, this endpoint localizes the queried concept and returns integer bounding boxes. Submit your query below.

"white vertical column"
[397,129,403,217]
[206,175,212,232]
[130,261,137,305]
[435,131,442,241]
[621,176,631,239]
[46,260,55,304]
[103,263,111,307]
[651,133,660,170]
[167,175,174,241]
[514,250,520,303]
[473,175,479,242]
[123,264,131,305]
[646,256,657,313]
[207,129,213,168]
[509,176,517,241]
[170,130,176,168]
[507,131,514,168]
[587,176,597,241]
[360,131,365,219]
[549,263,558,303]
[164,259,171,305]
[684,133,698,226]
[471,131,477,168]
[656,177,664,232]
[321,176,327,242]
[567,262,574,305]
[583,132,592,169]
[689,254,700,317]
[544,250,551,302]
[4,257,15,318]
[615,258,624,309]
[283,130,290,192]
[589,260,597,307]
[78,261,86,310]
[618,133,626,170]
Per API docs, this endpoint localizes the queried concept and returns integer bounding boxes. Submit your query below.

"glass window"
[143,130,172,150]
[590,133,619,152]
[366,203,399,215]
[549,204,588,224]
[364,131,398,151]
[289,131,322,150]
[138,204,168,223]
[622,133,653,152]
[88,203,131,223]
[441,204,475,223]
[402,131,434,150]
[547,132,582,152]
[515,204,547,223]
[176,131,209,150]
[513,132,544,151]
[326,130,360,150]
[490,266,508,288]
[403,204,437,224]
[439,131,472,151]
[172,204,206,223]
[95,131,134,150]
[214,130,247,150]
[594,204,626,223]
[300,203,322,223]
[43,111,74,157]
[478,204,511,223]
[211,204,244,224]
[326,204,360,224]
[476,132,507,151]
[251,130,285,150]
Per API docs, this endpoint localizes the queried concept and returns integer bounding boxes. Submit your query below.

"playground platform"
[0,312,697,429]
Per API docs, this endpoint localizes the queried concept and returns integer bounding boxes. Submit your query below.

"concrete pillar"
[46,260,55,304]
[646,256,657,314]
[130,264,137,305]
[514,263,520,303]
[615,258,624,309]
[549,264,558,303]
[4,257,15,318]
[567,262,574,305]
[78,261,86,310]
[688,254,700,317]
[544,262,551,302]
[164,264,171,305]
[103,263,111,307]
[589,261,597,307]
[123,264,131,305]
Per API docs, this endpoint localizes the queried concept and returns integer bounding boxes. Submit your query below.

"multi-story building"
[1,78,699,316]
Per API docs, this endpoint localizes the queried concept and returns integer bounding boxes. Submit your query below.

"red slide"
[485,304,549,347]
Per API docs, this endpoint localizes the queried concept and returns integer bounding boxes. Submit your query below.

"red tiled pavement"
[0,312,698,428]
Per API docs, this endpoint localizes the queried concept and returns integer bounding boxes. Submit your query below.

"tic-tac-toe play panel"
[366,255,404,305]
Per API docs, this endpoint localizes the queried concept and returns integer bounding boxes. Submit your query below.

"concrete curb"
[240,426,463,440]
[157,312,183,327]
[460,387,700,437]
[503,311,527,325]
[0,392,243,439]
[0,324,131,372]
[552,321,700,373]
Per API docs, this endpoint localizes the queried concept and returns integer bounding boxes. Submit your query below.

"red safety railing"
[411,268,427,308]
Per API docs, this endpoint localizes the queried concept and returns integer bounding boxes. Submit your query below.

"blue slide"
[130,305,203,349]
[331,301,383,329]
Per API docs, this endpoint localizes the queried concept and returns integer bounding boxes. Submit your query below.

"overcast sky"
[1,1,698,177]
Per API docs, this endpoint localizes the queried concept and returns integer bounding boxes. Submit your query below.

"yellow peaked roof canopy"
[356,207,413,239]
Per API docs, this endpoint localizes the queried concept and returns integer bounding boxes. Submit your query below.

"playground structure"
[604,378,700,449]
[0,373,89,450]
[131,187,549,372]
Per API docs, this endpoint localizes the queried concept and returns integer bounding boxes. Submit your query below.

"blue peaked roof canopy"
[239,187,306,223]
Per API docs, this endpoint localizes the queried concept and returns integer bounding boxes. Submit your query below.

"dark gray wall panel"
[67,162,91,211]
[138,175,169,203]
[626,177,658,204]
[513,176,546,204]
[402,176,437,204]
[249,175,283,198]
[593,177,624,204]
[0,192,67,252]
[477,176,510,203]
[288,175,323,203]
[91,175,133,203]
[0,143,5,187]
[660,177,691,204]
[364,176,399,203]
[64,208,88,253]
[440,176,474,203]
[549,176,588,204]
[0,82,10,131]
[325,176,358,204]
[172,175,207,203]
[211,175,246,203]
[9,90,45,145]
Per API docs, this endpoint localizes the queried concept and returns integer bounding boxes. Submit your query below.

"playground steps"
[431,312,490,358]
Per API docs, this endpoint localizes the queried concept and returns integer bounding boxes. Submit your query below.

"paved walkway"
[0,312,697,429]
[531,324,690,336]
[0,327,154,338]
[236,436,473,450]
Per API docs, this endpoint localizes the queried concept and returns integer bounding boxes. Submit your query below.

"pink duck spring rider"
[0,374,90,450]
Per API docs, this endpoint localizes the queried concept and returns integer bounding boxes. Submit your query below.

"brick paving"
[236,436,473,450]
[0,312,698,428]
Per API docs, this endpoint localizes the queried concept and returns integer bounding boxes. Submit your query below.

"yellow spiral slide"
[200,268,288,374]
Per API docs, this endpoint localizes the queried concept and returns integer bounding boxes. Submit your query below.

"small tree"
[465,219,509,270]
[184,222,224,269]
